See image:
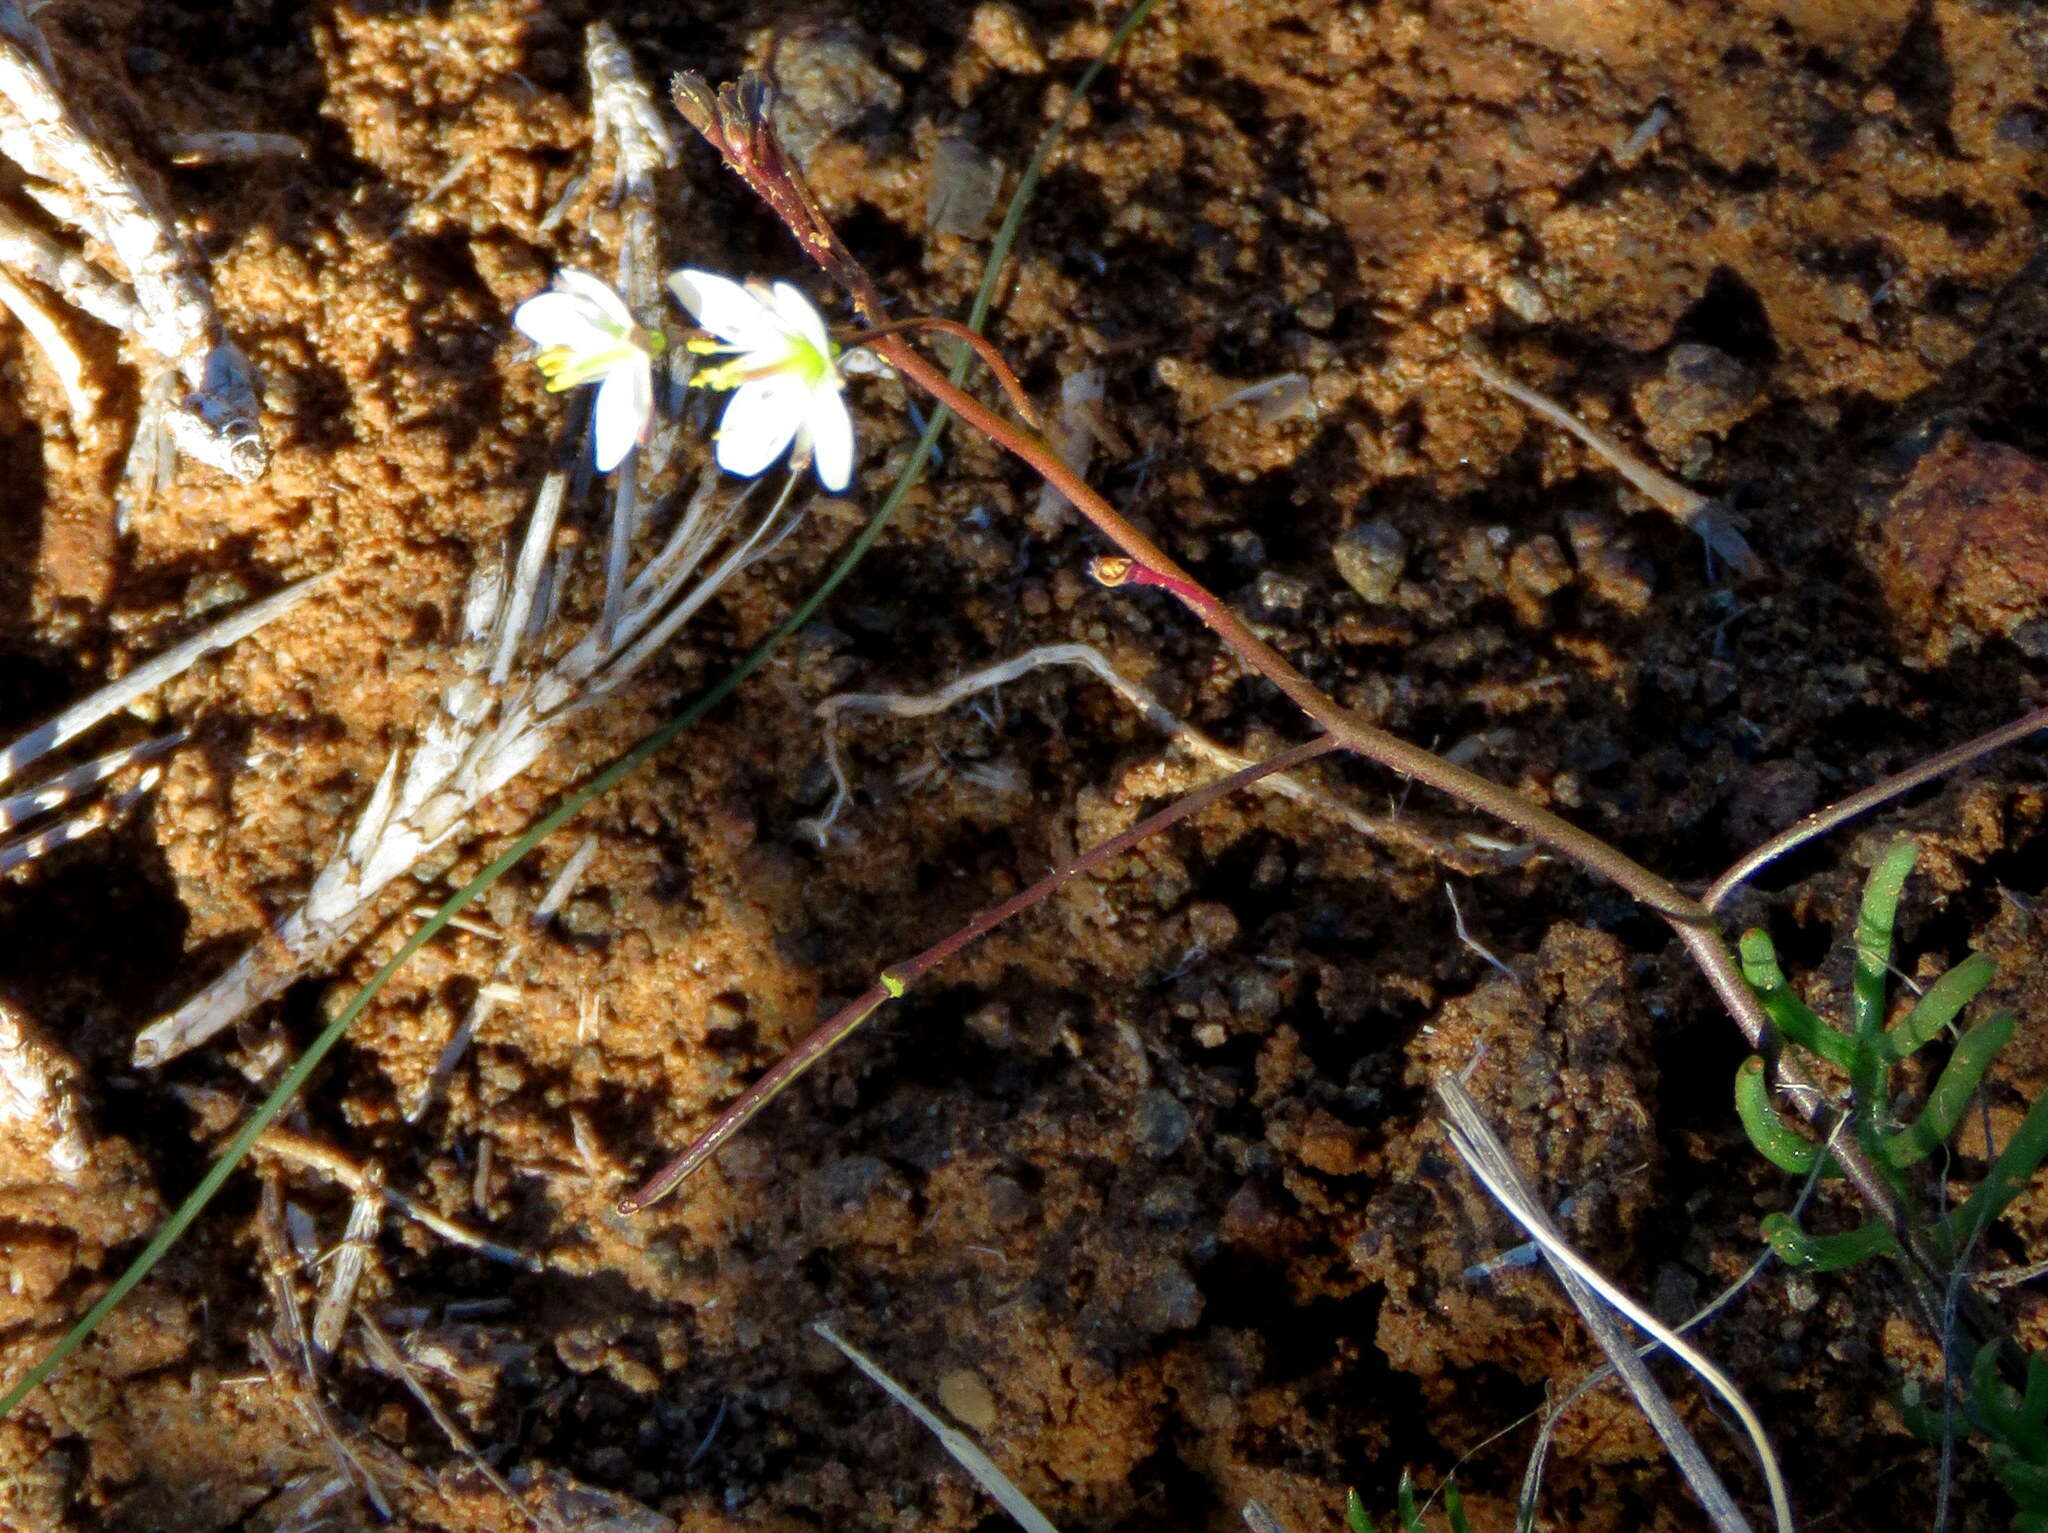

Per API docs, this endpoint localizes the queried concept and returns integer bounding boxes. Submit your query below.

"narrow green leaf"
[1346,1489,1374,1533]
[1761,1212,1895,1271]
[1884,953,1996,1062]
[1852,839,1918,1037]
[1737,1056,1837,1175]
[1883,1012,2013,1167]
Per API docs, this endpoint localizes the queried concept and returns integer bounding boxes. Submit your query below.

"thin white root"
[0,996,88,1179]
[134,468,801,1066]
[1460,344,1761,575]
[803,640,1464,865]
[0,0,267,480]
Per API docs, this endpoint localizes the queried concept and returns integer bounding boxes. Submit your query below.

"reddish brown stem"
[840,317,1045,431]
[620,735,1340,1211]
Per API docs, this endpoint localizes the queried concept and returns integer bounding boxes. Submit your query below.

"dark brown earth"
[3,1,2048,1529]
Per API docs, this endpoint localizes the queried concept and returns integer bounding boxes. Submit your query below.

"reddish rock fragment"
[1875,430,2048,665]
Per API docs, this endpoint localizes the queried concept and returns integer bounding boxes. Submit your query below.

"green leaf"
[1442,1480,1470,1533]
[1853,839,1918,1037]
[1944,1088,2048,1256]
[1740,931,1859,1070]
[1883,1012,2014,1167]
[1737,1056,1838,1175]
[1884,953,1997,1062]
[1762,1212,1895,1271]
[1397,1470,1421,1533]
[1346,1488,1374,1533]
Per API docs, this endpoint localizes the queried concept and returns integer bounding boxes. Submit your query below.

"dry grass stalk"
[1436,1075,1791,1533]
[813,1322,1062,1533]
[1459,343,1760,575]
[0,577,323,877]
[134,465,797,1066]
[0,0,266,480]
[357,1313,563,1533]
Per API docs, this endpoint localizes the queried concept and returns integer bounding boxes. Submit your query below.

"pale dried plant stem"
[0,0,266,479]
[0,575,325,783]
[357,1313,561,1533]
[587,21,678,641]
[1438,1076,1789,1533]
[1458,344,1760,573]
[134,464,791,1065]
[0,203,142,330]
[813,1322,1062,1533]
[807,640,1461,863]
[0,999,87,1178]
[255,1125,538,1270]
[0,263,94,420]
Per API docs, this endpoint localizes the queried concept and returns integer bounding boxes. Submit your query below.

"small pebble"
[937,1369,999,1433]
[1332,520,1407,603]
[1135,1089,1193,1158]
[1632,343,1758,440]
[1127,1261,1203,1334]
[1254,570,1309,613]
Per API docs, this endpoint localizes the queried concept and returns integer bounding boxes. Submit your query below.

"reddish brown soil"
[3,1,2048,1529]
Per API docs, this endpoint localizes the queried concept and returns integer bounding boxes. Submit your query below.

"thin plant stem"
[0,0,1165,1424]
[838,316,1045,430]
[670,72,2014,1308]
[1704,701,2048,911]
[621,734,1339,1210]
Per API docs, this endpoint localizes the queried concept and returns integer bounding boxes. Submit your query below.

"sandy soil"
[2,0,2048,1529]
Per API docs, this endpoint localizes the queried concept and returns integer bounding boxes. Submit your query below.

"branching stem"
[620,735,1339,1210]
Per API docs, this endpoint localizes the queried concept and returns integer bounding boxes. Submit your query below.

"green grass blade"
[1883,1011,2013,1167]
[1853,838,1918,1037]
[1442,1480,1470,1533]
[0,0,1165,1425]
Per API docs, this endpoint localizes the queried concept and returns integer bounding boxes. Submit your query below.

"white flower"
[513,269,662,473]
[667,268,855,492]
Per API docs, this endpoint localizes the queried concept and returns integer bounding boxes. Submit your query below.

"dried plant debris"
[0,578,323,876]
[0,998,87,1181]
[0,0,266,481]
[134,469,799,1066]
[1461,344,1761,576]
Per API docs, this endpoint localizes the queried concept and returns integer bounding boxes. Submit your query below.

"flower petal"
[769,281,835,364]
[513,291,608,350]
[668,268,782,350]
[591,359,652,473]
[553,268,634,329]
[805,382,855,491]
[713,374,806,478]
